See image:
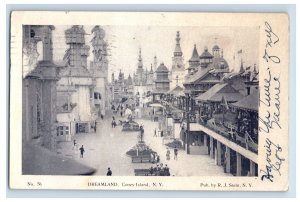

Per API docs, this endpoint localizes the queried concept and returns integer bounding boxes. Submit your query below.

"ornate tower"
[64,26,90,67]
[90,25,108,75]
[89,25,109,114]
[134,48,145,86]
[153,56,158,70]
[172,31,184,71]
[171,31,185,89]
[188,44,200,74]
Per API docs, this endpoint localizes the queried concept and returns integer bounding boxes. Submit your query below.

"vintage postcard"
[9,11,289,191]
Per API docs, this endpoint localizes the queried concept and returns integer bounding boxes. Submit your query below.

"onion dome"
[156,63,169,73]
[212,45,220,51]
[199,46,213,59]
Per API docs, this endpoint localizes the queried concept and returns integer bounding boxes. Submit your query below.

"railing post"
[186,93,190,155]
[236,152,242,176]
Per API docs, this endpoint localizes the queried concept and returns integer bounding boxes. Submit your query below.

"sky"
[50,25,260,81]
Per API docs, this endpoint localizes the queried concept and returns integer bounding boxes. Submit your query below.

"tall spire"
[253,64,257,74]
[189,44,200,62]
[138,48,143,68]
[174,31,183,57]
[153,55,157,70]
[239,59,245,73]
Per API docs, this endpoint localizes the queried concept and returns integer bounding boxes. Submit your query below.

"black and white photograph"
[9,11,290,191]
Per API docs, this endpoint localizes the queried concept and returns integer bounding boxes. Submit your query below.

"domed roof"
[212,57,229,69]
[156,63,169,72]
[199,47,213,59]
[212,45,220,50]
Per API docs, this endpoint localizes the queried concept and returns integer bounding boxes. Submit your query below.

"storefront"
[75,122,90,133]
[56,122,72,142]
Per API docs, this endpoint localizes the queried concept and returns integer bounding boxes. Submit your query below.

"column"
[236,152,242,176]
[249,160,256,176]
[203,133,207,146]
[210,136,214,158]
[225,146,231,173]
[216,141,222,166]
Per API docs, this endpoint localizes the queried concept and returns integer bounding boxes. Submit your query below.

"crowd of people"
[148,164,170,176]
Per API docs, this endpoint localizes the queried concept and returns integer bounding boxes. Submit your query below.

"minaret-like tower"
[138,48,143,69]
[153,55,158,71]
[172,31,184,71]
[171,31,185,88]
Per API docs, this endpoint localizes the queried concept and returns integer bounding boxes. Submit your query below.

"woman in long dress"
[166,148,170,160]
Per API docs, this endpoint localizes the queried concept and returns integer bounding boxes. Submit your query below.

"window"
[60,126,64,136]
[65,126,69,135]
[57,126,69,136]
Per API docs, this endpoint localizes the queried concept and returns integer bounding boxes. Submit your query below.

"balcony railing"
[197,117,258,154]
[161,100,258,154]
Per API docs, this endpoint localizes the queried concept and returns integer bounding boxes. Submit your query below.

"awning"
[149,103,164,108]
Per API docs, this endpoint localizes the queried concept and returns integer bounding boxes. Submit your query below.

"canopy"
[231,90,259,112]
[196,83,244,102]
[149,103,164,108]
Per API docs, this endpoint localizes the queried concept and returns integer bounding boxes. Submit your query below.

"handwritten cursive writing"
[260,138,285,182]
[263,21,280,64]
[260,68,271,107]
[259,70,281,133]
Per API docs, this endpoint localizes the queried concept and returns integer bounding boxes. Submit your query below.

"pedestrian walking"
[149,166,154,175]
[174,147,178,160]
[73,139,77,150]
[107,167,112,176]
[156,155,160,163]
[140,125,144,142]
[150,152,154,163]
[156,164,161,175]
[79,145,85,158]
[152,153,157,164]
[159,163,164,176]
[166,148,170,160]
[153,128,157,137]
[164,164,170,176]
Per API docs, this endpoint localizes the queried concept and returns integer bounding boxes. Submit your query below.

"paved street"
[57,109,231,176]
